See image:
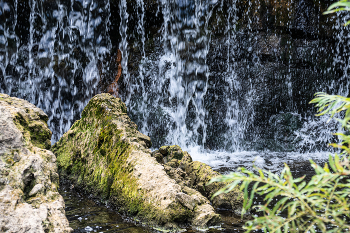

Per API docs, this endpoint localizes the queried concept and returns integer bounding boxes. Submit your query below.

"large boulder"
[53,93,244,231]
[0,93,72,233]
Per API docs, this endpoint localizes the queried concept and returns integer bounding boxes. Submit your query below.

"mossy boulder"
[0,93,52,150]
[153,145,244,213]
[53,93,221,231]
[0,93,72,233]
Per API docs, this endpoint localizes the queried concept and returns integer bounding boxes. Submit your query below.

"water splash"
[187,146,330,174]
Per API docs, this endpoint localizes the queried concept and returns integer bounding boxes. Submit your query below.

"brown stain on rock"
[107,49,123,97]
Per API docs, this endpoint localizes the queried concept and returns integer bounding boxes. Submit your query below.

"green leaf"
[271,196,289,215]
[329,154,337,173]
[324,0,350,14]
[226,180,241,193]
[246,182,259,211]
[288,201,298,216]
[335,154,344,172]
[297,181,307,191]
[323,163,330,173]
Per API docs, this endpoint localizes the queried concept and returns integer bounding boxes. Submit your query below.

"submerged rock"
[53,93,243,231]
[0,93,72,233]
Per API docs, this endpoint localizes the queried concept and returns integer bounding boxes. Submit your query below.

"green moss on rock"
[13,112,52,150]
[53,94,196,229]
[54,95,143,209]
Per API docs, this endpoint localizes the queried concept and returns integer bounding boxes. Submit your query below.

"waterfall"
[122,0,216,149]
[0,0,345,155]
[0,0,112,142]
[0,0,18,95]
[118,0,130,101]
[293,6,350,153]
[221,0,254,151]
[333,13,350,96]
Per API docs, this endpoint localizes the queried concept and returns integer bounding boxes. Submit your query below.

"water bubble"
[84,226,93,231]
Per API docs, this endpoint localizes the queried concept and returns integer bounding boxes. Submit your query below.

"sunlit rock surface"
[0,93,72,233]
[53,93,243,231]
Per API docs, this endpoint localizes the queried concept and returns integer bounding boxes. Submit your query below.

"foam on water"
[186,146,330,173]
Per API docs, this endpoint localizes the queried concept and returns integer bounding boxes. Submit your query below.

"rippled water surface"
[60,185,152,233]
[60,184,247,232]
[60,183,249,232]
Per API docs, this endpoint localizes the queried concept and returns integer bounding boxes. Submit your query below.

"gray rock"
[0,93,72,233]
[176,192,196,210]
[192,204,221,229]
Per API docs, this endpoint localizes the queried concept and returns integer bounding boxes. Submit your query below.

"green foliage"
[324,0,350,26]
[210,155,350,232]
[209,92,350,232]
[311,92,350,155]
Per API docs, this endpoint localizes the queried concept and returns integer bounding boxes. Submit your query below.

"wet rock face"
[53,93,242,231]
[204,28,337,151]
[0,93,72,233]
